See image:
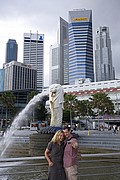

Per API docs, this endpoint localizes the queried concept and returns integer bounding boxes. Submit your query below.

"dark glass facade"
[6,39,18,63]
[0,69,4,92]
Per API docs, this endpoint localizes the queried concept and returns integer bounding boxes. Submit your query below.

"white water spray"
[0,91,48,157]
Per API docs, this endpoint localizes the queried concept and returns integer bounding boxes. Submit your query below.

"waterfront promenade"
[0,129,120,179]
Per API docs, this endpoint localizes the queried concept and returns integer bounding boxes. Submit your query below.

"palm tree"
[27,91,38,103]
[27,91,48,123]
[90,92,114,115]
[0,91,16,125]
[64,93,77,126]
[75,99,93,129]
[89,92,114,130]
[75,100,89,117]
[27,91,38,122]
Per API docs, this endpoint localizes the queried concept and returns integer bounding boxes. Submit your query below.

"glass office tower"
[69,9,94,84]
[6,39,18,63]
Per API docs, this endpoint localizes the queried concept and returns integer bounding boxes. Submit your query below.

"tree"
[75,99,92,116]
[0,91,16,124]
[27,91,39,122]
[27,91,38,103]
[27,91,48,122]
[64,93,77,125]
[89,92,114,115]
[36,102,48,122]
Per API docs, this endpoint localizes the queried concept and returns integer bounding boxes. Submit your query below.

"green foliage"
[27,91,48,122]
[64,93,77,110]
[89,92,114,115]
[63,92,115,121]
[63,110,70,123]
[0,91,16,109]
[63,93,78,122]
[0,91,16,121]
[75,100,91,117]
[27,91,38,103]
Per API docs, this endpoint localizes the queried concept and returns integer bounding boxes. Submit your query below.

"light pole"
[93,108,101,131]
[70,107,72,128]
[115,92,119,115]
[69,101,73,128]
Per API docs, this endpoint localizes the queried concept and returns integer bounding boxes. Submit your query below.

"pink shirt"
[63,136,78,168]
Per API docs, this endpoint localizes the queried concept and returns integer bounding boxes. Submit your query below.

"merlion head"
[49,84,62,94]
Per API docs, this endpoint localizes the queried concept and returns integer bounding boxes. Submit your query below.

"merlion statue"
[49,84,64,127]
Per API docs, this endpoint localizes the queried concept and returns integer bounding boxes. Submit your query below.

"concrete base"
[29,133,54,156]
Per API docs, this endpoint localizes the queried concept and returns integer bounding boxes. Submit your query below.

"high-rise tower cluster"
[50,9,95,85]
[0,9,116,94]
[50,9,115,85]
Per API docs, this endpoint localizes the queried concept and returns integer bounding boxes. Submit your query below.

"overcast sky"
[0,0,120,86]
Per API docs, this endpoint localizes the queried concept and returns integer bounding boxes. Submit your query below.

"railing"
[0,153,120,180]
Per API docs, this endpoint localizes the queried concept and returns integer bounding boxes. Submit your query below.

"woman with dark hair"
[44,130,66,180]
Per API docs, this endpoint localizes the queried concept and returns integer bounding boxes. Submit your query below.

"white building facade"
[23,32,44,92]
[43,79,120,113]
[4,61,37,91]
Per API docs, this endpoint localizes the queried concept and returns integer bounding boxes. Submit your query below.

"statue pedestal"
[29,126,62,156]
[29,133,54,156]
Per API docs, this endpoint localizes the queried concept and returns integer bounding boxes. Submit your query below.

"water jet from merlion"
[0,84,64,157]
[0,91,48,157]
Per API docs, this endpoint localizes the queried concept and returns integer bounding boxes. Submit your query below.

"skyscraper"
[49,17,69,85]
[49,44,59,85]
[6,39,18,63]
[23,32,44,92]
[59,17,69,85]
[69,9,94,84]
[95,26,115,82]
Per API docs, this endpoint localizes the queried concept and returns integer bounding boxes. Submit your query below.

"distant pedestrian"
[113,125,117,134]
[63,127,79,180]
[44,130,66,180]
[1,130,4,136]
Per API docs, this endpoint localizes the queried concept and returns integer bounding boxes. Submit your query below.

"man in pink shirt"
[63,127,78,180]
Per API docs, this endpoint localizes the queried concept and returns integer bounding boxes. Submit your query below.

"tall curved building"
[95,26,115,82]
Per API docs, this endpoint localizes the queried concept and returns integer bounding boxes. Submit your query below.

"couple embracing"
[44,126,79,180]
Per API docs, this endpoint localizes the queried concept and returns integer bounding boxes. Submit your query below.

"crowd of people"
[44,126,79,180]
